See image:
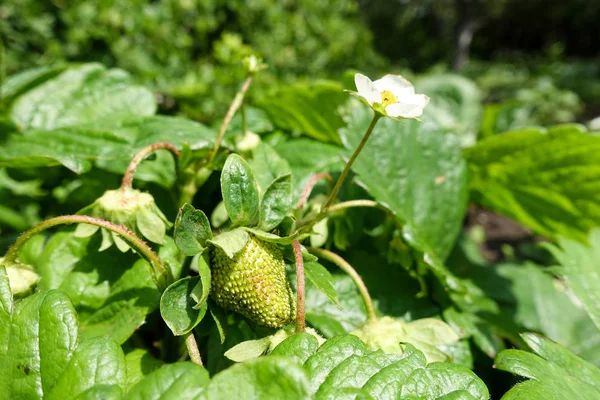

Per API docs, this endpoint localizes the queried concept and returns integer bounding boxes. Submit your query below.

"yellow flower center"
[380,90,397,107]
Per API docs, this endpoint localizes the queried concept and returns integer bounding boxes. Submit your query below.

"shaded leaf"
[33,231,165,344]
[174,204,213,256]
[546,229,600,331]
[205,356,311,399]
[250,142,291,193]
[496,333,600,400]
[124,349,163,391]
[304,261,340,308]
[259,174,293,230]
[160,276,208,336]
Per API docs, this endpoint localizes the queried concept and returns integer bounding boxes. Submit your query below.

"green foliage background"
[2,1,600,399]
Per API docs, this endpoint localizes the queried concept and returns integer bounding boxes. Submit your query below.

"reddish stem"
[122,142,180,189]
[297,173,333,209]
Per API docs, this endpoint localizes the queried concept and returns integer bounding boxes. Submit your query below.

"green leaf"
[221,154,260,226]
[416,74,483,148]
[207,228,250,258]
[124,349,163,391]
[190,253,212,310]
[400,363,488,399]
[0,289,126,399]
[454,261,600,362]
[496,333,600,400]
[249,142,292,192]
[174,204,213,256]
[271,333,320,365]
[205,356,311,399]
[0,115,217,174]
[76,385,123,400]
[546,229,600,331]
[0,266,12,356]
[315,350,404,399]
[160,276,208,336]
[33,231,163,344]
[10,63,156,131]
[258,81,346,144]
[351,317,460,363]
[241,227,298,244]
[305,274,368,337]
[464,125,600,242]
[304,335,368,393]
[304,261,340,308]
[224,337,272,362]
[124,362,209,400]
[361,344,427,399]
[1,64,66,106]
[259,174,293,230]
[339,104,468,262]
[274,138,343,202]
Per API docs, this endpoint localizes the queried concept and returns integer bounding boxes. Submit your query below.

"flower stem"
[322,113,380,210]
[122,142,180,190]
[184,331,203,366]
[296,199,384,232]
[326,200,382,214]
[3,215,170,290]
[207,76,253,166]
[307,247,376,322]
[293,240,306,333]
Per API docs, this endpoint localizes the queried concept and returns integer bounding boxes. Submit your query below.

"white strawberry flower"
[352,73,430,120]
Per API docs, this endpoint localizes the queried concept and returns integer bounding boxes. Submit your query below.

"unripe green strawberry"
[210,235,295,328]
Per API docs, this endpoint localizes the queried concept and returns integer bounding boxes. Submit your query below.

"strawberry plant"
[2,59,600,400]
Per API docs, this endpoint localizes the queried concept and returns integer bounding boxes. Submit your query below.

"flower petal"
[373,74,415,97]
[411,94,430,109]
[354,73,380,105]
[385,102,426,119]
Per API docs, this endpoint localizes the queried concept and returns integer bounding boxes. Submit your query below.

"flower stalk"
[322,114,380,211]
[293,239,306,333]
[184,331,203,366]
[307,246,376,322]
[3,215,171,290]
[207,75,254,166]
[122,142,180,190]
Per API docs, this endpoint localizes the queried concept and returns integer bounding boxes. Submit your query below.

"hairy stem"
[184,332,203,365]
[207,76,253,166]
[307,247,376,322]
[322,114,380,210]
[326,200,382,214]
[122,142,180,189]
[3,215,170,290]
[296,200,383,232]
[293,240,306,333]
[297,173,333,209]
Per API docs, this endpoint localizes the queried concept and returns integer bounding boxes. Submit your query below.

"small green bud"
[242,54,267,75]
[1,258,40,295]
[351,316,460,362]
[75,187,171,252]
